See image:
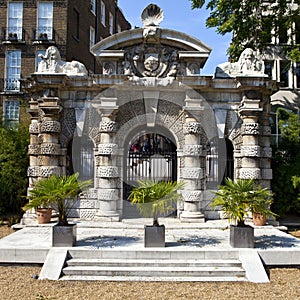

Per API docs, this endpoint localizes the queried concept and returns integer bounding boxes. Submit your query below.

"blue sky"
[118,0,231,75]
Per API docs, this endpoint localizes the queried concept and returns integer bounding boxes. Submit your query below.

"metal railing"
[1,27,24,41]
[32,27,54,41]
[3,78,20,92]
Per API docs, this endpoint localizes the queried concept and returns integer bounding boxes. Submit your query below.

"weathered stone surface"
[182,168,204,179]
[239,168,261,179]
[40,121,61,133]
[241,146,261,157]
[96,166,119,178]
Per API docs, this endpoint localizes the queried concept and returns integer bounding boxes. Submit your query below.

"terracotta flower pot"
[252,213,267,226]
[36,208,52,224]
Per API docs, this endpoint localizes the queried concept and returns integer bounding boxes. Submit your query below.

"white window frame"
[90,0,96,14]
[7,2,23,40]
[109,12,113,35]
[5,50,21,91]
[4,100,20,126]
[101,1,106,26]
[89,27,95,50]
[117,24,121,33]
[37,2,53,40]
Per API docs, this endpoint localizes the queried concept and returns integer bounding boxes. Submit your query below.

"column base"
[180,211,205,223]
[19,212,38,225]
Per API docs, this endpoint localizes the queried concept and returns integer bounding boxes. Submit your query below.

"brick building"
[0,0,131,127]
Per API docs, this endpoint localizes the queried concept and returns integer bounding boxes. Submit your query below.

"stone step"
[67,249,240,260]
[66,258,243,268]
[61,275,248,282]
[62,265,246,278]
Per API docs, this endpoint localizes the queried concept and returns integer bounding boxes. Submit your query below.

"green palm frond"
[128,180,185,225]
[212,178,275,226]
[23,173,92,225]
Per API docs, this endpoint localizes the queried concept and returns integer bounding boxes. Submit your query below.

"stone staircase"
[59,248,248,281]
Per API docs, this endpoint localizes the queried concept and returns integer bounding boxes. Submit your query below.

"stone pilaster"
[259,102,272,188]
[93,97,121,221]
[238,95,263,181]
[38,97,62,178]
[180,115,205,222]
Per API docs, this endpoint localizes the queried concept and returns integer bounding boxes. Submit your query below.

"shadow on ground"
[77,236,141,248]
[255,234,300,249]
[176,236,223,248]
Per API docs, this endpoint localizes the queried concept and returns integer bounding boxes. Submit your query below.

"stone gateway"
[22,4,274,224]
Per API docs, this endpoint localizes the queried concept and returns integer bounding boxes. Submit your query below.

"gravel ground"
[0,226,300,300]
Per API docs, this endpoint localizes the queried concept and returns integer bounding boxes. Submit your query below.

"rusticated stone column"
[38,97,62,178]
[27,98,41,188]
[259,103,272,189]
[93,97,121,221]
[238,94,263,181]
[180,115,205,223]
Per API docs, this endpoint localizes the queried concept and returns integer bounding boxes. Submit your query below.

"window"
[7,2,23,40]
[109,12,114,34]
[278,19,288,44]
[101,1,105,25]
[295,19,300,44]
[37,2,53,40]
[5,50,21,91]
[73,8,80,40]
[4,100,20,127]
[280,61,290,87]
[264,61,273,78]
[90,27,95,50]
[90,0,96,14]
[36,49,46,71]
[296,63,300,88]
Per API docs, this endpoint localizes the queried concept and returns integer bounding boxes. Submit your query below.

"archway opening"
[122,129,177,218]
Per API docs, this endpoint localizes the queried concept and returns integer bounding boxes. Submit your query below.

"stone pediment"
[91,5,211,79]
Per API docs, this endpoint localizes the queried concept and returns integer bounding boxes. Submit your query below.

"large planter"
[230,225,254,248]
[52,224,77,247]
[36,208,52,224]
[144,225,165,247]
[252,213,267,226]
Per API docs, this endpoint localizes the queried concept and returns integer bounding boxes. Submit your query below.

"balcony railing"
[2,27,24,42]
[32,27,54,41]
[3,78,20,92]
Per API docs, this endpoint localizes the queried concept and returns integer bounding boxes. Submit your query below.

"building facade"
[22,5,274,224]
[0,0,130,127]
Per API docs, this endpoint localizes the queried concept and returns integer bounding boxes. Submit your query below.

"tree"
[0,125,29,216]
[189,0,300,61]
[271,109,300,216]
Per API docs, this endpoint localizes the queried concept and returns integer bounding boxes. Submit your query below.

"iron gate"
[123,133,177,199]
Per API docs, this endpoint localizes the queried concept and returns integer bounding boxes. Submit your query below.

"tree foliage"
[189,0,300,60]
[0,125,29,216]
[272,109,300,216]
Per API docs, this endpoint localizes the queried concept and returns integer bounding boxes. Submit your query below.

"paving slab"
[1,218,300,265]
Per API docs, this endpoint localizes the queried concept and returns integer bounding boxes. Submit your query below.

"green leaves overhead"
[189,0,300,60]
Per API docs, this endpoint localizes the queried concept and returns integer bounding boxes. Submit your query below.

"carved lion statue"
[37,46,88,76]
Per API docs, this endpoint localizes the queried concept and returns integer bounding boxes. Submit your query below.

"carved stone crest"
[124,44,178,78]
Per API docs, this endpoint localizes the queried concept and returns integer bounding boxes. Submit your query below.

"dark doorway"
[123,133,177,201]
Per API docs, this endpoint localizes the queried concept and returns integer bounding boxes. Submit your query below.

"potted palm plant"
[249,191,276,226]
[128,180,184,247]
[23,173,91,247]
[212,178,274,248]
